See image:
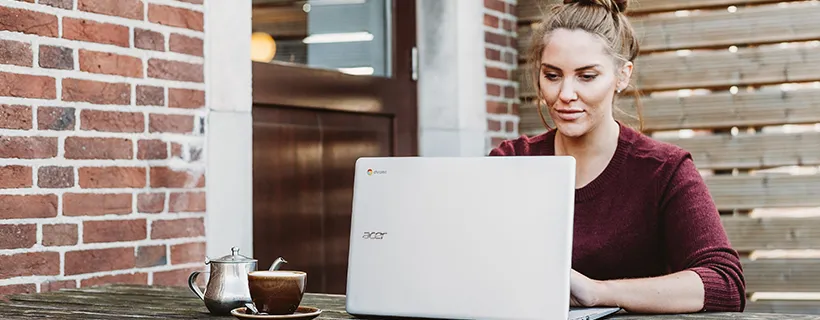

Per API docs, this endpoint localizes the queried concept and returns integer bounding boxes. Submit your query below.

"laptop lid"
[345,156,576,320]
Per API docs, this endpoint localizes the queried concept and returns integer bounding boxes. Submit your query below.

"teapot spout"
[269,257,287,271]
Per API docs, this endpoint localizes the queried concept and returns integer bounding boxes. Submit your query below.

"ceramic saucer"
[230,306,322,319]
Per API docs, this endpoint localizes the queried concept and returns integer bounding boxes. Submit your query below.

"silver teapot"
[189,247,288,315]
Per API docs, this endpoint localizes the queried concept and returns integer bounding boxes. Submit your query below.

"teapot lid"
[209,247,256,264]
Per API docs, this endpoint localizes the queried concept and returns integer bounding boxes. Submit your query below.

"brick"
[81,273,148,287]
[169,192,205,213]
[63,193,132,216]
[79,0,144,20]
[134,28,165,52]
[151,217,204,239]
[147,59,203,82]
[150,167,205,188]
[0,72,56,99]
[503,19,513,32]
[486,67,508,80]
[40,0,73,9]
[38,107,75,131]
[484,14,499,28]
[488,120,502,131]
[0,165,32,188]
[79,50,142,78]
[0,252,60,280]
[65,137,133,160]
[62,78,130,105]
[78,167,146,188]
[0,284,36,296]
[153,266,203,287]
[0,224,36,249]
[138,193,165,213]
[171,143,183,158]
[506,3,515,15]
[80,110,144,133]
[0,195,58,219]
[138,139,167,160]
[84,219,147,243]
[38,166,74,189]
[136,85,164,106]
[39,45,73,70]
[487,84,501,97]
[62,18,129,47]
[41,280,76,292]
[0,105,32,130]
[170,242,205,264]
[505,121,515,132]
[168,88,204,109]
[503,52,515,64]
[136,245,167,267]
[484,0,505,12]
[65,247,135,276]
[504,85,516,98]
[0,40,32,67]
[0,7,58,37]
[169,33,203,56]
[148,4,203,31]
[485,31,508,46]
[149,114,194,134]
[0,136,57,159]
[42,223,78,246]
[486,48,501,61]
[487,101,508,114]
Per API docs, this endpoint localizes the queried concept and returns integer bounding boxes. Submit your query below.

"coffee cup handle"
[188,271,209,301]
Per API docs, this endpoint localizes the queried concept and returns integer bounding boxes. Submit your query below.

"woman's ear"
[617,61,634,92]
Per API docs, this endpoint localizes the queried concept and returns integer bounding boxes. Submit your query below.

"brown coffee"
[247,270,307,315]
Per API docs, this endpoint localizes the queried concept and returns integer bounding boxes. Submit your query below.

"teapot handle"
[188,271,208,301]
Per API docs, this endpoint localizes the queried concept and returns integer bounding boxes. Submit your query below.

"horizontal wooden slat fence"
[515,0,820,314]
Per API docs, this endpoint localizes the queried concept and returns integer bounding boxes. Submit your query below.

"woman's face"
[538,28,631,138]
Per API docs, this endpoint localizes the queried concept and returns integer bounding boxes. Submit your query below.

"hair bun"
[563,0,629,13]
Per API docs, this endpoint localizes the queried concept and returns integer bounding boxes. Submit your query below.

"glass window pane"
[251,0,392,78]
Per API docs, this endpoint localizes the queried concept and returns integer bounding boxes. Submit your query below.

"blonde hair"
[529,0,644,131]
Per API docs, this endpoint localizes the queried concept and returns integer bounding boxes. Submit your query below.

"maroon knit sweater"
[489,123,746,312]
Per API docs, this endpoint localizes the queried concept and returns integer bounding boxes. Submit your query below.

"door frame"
[251,0,418,156]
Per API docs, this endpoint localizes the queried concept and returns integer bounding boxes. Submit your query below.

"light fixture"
[251,32,276,62]
[303,32,374,44]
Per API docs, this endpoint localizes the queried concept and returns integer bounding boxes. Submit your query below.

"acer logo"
[362,232,387,240]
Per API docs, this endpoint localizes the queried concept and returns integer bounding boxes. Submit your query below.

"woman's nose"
[558,80,577,102]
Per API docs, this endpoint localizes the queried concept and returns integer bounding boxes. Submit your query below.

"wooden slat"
[746,300,820,315]
[517,0,791,21]
[706,174,820,210]
[517,4,820,55]
[518,89,820,134]
[633,3,820,52]
[516,43,820,94]
[658,132,820,170]
[744,259,820,292]
[722,216,820,252]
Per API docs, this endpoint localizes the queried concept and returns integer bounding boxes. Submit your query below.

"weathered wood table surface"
[0,284,816,319]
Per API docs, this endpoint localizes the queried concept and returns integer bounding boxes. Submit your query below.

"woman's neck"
[555,118,620,161]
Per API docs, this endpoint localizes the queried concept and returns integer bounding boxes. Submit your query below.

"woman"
[489,0,746,314]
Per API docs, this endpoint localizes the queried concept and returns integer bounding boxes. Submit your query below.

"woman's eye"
[544,73,560,80]
[579,74,598,81]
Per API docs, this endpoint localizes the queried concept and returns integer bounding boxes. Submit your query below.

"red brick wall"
[484,0,519,152]
[0,0,206,295]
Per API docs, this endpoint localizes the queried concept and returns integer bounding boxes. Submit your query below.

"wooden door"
[251,0,416,294]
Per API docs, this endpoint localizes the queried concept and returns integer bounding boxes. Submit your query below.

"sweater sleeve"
[659,153,746,312]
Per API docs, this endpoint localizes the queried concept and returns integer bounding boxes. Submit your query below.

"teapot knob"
[231,246,239,256]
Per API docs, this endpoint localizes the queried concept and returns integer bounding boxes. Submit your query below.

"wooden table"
[0,284,816,319]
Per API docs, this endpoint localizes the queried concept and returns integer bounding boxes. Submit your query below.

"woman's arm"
[571,153,746,313]
[571,269,704,313]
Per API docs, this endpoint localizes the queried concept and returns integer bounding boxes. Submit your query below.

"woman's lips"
[554,108,585,121]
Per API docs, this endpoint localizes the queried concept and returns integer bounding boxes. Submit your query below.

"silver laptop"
[345,156,621,320]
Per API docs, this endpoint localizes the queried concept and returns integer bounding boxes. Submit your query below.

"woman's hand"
[570,269,607,307]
